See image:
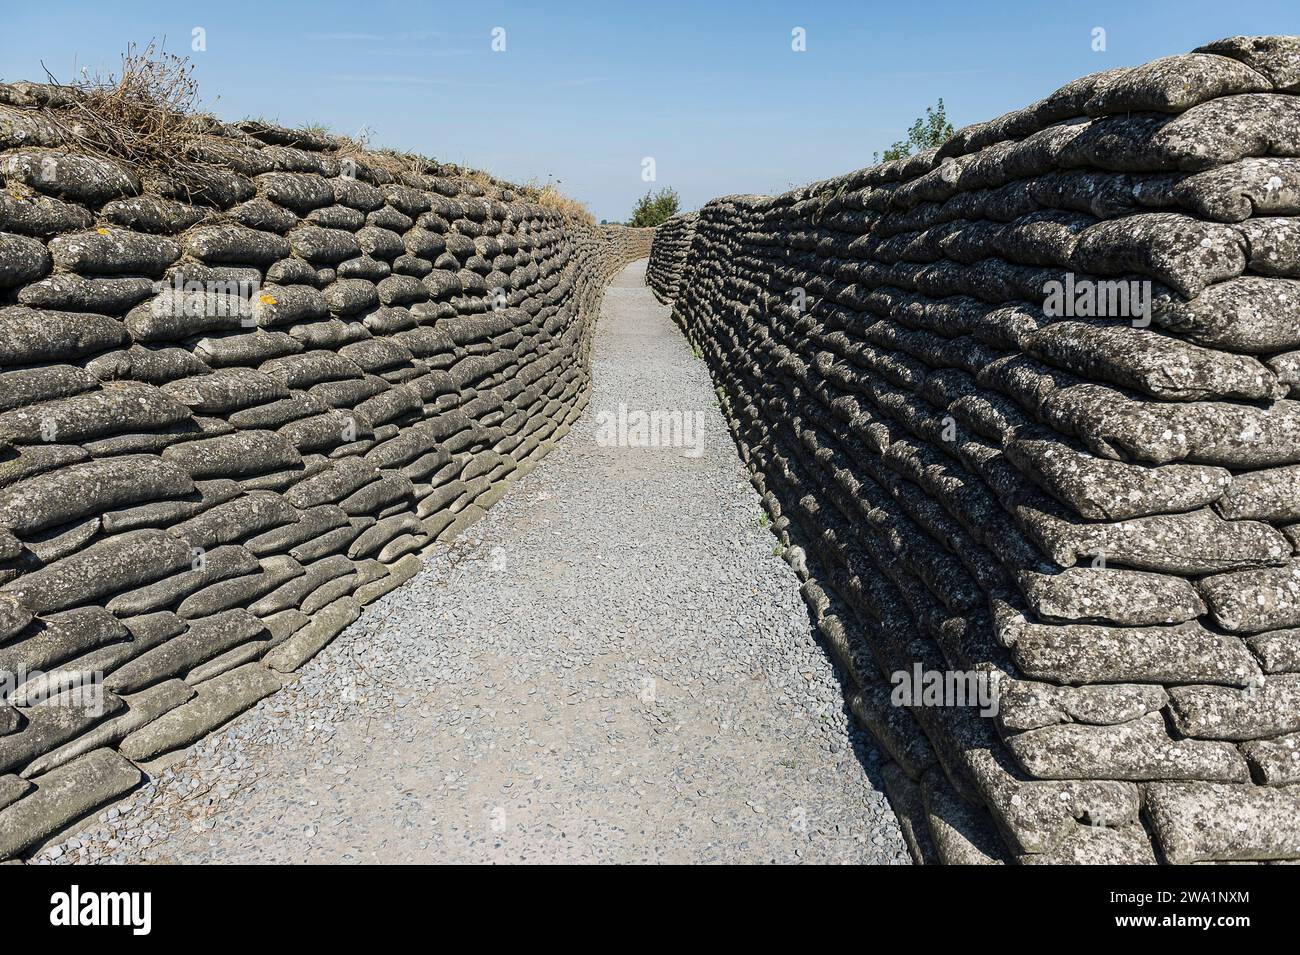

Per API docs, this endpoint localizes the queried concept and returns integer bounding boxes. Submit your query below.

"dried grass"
[28,39,596,222]
[518,179,594,226]
[38,39,240,202]
[334,135,434,181]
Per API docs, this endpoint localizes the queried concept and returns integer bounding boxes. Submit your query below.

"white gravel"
[35,260,908,865]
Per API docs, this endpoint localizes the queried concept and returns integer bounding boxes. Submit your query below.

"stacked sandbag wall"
[0,82,650,859]
[646,211,698,305]
[655,35,1300,864]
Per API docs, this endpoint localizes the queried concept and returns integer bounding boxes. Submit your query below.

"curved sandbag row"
[656,35,1300,864]
[0,84,651,858]
[647,211,698,305]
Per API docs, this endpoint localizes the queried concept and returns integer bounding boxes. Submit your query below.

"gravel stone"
[33,261,907,865]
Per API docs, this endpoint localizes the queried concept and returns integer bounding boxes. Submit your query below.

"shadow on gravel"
[640,272,896,817]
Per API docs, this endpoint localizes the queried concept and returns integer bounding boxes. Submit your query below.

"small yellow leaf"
[259,293,277,305]
[97,228,110,235]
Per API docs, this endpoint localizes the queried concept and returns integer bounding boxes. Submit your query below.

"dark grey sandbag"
[1083,53,1270,115]
[1194,35,1300,91]
[1153,276,1300,352]
[161,367,288,414]
[183,223,290,266]
[0,150,138,205]
[100,194,208,234]
[323,278,380,316]
[0,307,129,366]
[1237,217,1300,277]
[49,228,179,276]
[1172,157,1300,221]
[0,454,193,535]
[168,491,299,549]
[0,529,194,614]
[1023,321,1281,401]
[1069,212,1246,297]
[192,330,303,368]
[0,383,192,445]
[0,190,93,237]
[105,543,259,616]
[288,225,360,264]
[254,171,335,214]
[251,284,328,327]
[0,232,50,289]
[125,287,253,342]
[162,429,303,479]
[228,197,300,234]
[0,364,98,413]
[17,273,155,314]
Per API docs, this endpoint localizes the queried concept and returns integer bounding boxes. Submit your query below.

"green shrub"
[873,99,955,164]
[629,187,681,228]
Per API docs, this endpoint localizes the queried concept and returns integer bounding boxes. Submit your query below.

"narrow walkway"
[38,260,908,865]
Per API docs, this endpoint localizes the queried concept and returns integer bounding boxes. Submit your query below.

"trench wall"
[646,211,697,306]
[652,36,1300,864]
[0,82,650,859]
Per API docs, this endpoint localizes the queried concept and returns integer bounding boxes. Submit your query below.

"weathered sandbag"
[0,150,138,204]
[125,286,254,342]
[254,171,336,214]
[0,364,98,413]
[0,383,192,445]
[183,223,291,266]
[168,492,298,549]
[49,228,180,276]
[162,430,303,479]
[288,225,359,264]
[0,232,50,289]
[1083,53,1271,116]
[0,307,129,366]
[17,273,155,313]
[105,543,258,616]
[1,529,194,614]
[0,455,193,535]
[161,367,288,414]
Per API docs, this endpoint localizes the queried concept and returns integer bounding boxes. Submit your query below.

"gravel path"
[37,260,908,865]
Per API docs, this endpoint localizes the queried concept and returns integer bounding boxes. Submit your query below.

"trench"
[34,260,908,864]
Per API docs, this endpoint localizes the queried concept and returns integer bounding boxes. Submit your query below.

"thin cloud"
[327,74,508,89]
[543,76,608,90]
[326,74,452,85]
[869,67,998,80]
[372,48,477,58]
[308,31,446,41]
[545,77,608,89]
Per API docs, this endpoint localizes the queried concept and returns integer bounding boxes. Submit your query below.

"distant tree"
[873,99,955,164]
[629,187,680,228]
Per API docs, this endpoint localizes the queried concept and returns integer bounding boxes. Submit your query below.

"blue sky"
[2,1,1298,221]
